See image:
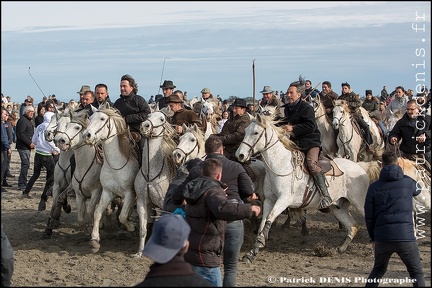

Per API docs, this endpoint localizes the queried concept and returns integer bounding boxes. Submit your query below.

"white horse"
[387,108,403,132]
[310,96,337,158]
[43,108,75,237]
[332,100,384,162]
[82,104,139,254]
[173,121,310,234]
[235,114,371,263]
[54,110,103,234]
[133,110,178,257]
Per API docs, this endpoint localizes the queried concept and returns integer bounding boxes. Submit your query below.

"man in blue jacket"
[364,151,425,287]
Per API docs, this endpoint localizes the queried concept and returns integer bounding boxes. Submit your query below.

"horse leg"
[132,189,147,258]
[331,204,359,254]
[118,191,136,233]
[90,190,113,253]
[75,192,89,235]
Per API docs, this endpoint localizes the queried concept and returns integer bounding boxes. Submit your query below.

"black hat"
[365,90,372,95]
[160,80,176,89]
[232,98,248,108]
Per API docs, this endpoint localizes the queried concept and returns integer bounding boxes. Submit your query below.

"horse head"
[140,111,167,138]
[332,100,349,130]
[172,124,204,165]
[55,109,89,151]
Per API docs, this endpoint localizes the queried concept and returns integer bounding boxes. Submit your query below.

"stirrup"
[319,197,332,210]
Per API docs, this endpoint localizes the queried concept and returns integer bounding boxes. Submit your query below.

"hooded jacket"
[364,164,420,242]
[182,176,252,267]
[32,111,60,155]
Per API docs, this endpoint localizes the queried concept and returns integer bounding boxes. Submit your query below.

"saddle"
[318,155,344,177]
[301,154,344,177]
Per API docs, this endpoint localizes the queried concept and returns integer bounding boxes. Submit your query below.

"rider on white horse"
[338,82,373,151]
[166,95,204,135]
[278,77,332,210]
[256,85,284,119]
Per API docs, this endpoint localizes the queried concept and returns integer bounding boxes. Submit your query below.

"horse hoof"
[90,239,100,253]
[63,204,72,214]
[242,256,252,264]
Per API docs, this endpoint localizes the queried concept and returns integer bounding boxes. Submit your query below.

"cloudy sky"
[1,1,431,104]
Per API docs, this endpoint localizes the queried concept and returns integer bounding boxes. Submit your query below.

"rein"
[73,145,98,193]
[140,115,167,182]
[96,117,130,170]
[240,124,293,177]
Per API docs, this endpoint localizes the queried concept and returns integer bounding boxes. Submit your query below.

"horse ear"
[256,113,263,124]
[182,123,188,131]
[193,123,199,132]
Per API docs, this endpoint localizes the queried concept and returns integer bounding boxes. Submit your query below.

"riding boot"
[313,172,332,210]
[358,118,373,146]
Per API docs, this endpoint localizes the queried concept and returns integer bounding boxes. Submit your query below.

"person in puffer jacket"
[364,151,425,287]
[180,158,260,287]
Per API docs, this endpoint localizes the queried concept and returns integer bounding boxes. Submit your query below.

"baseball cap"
[142,214,191,264]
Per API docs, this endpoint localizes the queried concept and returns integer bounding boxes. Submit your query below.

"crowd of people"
[1,76,430,286]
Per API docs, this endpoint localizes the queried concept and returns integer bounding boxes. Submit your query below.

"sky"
[1,1,431,104]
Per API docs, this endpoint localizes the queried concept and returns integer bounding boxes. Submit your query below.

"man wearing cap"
[156,80,176,111]
[77,85,91,108]
[257,85,283,119]
[134,214,211,287]
[216,98,251,161]
[113,74,151,165]
[167,94,203,135]
[172,135,258,287]
[76,90,98,117]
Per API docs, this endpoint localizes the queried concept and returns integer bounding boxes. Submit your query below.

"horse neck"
[73,141,97,169]
[260,128,295,175]
[101,128,130,166]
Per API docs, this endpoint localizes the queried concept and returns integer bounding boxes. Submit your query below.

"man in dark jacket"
[93,83,114,108]
[364,151,425,287]
[388,100,430,166]
[338,82,373,148]
[172,135,257,287]
[113,74,151,165]
[15,105,35,191]
[166,94,203,135]
[134,214,211,287]
[179,158,260,287]
[279,77,332,210]
[216,98,251,161]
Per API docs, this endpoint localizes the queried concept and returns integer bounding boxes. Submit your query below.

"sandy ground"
[1,143,431,287]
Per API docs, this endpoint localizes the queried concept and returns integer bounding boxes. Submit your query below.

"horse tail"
[358,160,380,183]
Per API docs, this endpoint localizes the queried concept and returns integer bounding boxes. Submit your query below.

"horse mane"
[159,113,178,178]
[334,100,351,114]
[254,115,299,152]
[71,109,89,128]
[97,105,131,158]
[185,124,205,151]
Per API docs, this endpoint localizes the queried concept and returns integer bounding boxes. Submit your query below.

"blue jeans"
[192,265,222,287]
[223,220,244,287]
[366,241,425,287]
[17,149,31,189]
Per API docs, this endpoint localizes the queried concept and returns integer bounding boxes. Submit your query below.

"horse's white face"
[173,130,200,165]
[202,101,214,119]
[140,111,166,137]
[55,121,85,151]
[82,111,110,145]
[44,113,59,142]
[332,105,345,130]
[236,120,266,162]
